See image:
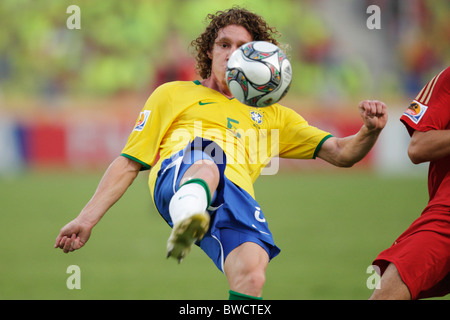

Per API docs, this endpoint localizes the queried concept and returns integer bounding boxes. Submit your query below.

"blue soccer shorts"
[153,137,281,272]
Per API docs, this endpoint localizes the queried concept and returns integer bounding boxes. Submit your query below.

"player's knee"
[180,159,220,192]
[230,267,266,296]
[246,269,266,292]
[194,160,220,189]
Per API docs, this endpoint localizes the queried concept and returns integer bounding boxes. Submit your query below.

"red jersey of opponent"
[400,66,450,213]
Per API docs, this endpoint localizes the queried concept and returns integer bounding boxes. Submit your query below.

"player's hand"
[54,218,92,253]
[358,100,388,132]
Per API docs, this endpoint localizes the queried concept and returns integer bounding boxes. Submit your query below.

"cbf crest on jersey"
[250,110,264,127]
[404,100,428,124]
[134,110,151,131]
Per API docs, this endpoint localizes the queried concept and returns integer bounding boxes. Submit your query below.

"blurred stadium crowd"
[0,0,447,100]
[0,0,448,173]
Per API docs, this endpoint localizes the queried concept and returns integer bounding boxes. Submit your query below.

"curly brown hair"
[191,7,281,79]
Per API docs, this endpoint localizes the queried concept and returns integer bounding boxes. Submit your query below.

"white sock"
[169,183,208,225]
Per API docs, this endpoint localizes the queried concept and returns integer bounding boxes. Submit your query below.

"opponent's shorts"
[153,137,281,272]
[373,209,450,299]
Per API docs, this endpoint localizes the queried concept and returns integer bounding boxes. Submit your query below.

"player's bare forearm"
[55,156,141,253]
[408,129,450,164]
[317,100,387,167]
[340,124,382,166]
[77,156,141,226]
[318,126,381,167]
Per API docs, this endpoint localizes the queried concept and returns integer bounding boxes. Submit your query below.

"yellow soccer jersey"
[121,80,332,198]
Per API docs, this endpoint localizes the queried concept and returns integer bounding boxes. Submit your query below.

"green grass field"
[0,168,448,300]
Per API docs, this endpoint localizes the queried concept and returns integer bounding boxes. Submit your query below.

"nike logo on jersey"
[199,101,217,105]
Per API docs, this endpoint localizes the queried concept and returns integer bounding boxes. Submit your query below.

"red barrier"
[26,124,67,167]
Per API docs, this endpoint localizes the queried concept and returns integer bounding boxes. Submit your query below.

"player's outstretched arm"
[317,100,388,167]
[54,155,142,253]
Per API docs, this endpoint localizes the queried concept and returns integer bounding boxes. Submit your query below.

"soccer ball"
[226,41,292,108]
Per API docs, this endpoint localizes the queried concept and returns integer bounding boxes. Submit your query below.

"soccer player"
[55,8,388,300]
[370,66,450,300]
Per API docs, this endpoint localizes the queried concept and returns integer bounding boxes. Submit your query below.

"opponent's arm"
[317,100,388,167]
[54,155,142,253]
[408,129,450,164]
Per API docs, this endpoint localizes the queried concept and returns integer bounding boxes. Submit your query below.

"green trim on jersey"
[313,134,333,159]
[121,153,151,170]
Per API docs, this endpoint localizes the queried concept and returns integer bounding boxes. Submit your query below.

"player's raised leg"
[224,242,269,299]
[167,159,219,262]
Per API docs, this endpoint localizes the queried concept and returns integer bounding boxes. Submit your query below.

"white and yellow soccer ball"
[226,41,292,108]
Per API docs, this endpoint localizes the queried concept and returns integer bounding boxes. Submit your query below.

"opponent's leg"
[224,242,269,299]
[369,263,411,300]
[167,160,219,262]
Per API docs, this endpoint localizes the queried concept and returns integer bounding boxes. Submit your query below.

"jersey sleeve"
[278,107,332,159]
[121,83,174,170]
[400,67,450,136]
